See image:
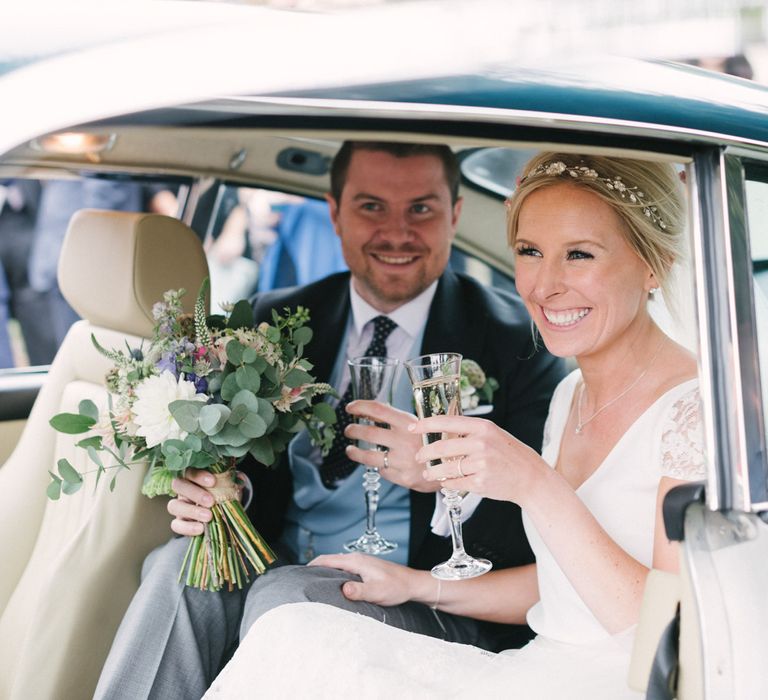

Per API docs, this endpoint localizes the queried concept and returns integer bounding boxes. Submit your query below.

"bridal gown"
[205,371,705,699]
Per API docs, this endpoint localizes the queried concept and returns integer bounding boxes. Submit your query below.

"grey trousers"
[94,537,485,700]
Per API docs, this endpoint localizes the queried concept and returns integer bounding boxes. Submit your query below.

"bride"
[204,153,704,699]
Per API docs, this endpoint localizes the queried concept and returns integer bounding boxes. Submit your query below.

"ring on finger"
[382,449,389,470]
[456,456,465,478]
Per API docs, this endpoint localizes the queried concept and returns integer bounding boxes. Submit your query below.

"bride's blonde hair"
[506,153,686,300]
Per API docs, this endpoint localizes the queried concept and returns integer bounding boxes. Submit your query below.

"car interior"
[0,109,738,699]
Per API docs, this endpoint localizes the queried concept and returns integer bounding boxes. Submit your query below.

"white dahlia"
[132,371,207,447]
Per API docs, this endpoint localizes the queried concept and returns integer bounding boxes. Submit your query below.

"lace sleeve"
[660,387,706,481]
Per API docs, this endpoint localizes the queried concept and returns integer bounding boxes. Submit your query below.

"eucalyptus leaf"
[57,458,83,484]
[166,452,184,471]
[262,363,279,386]
[231,389,259,412]
[266,326,280,343]
[62,479,84,496]
[221,373,240,401]
[236,365,261,393]
[161,439,186,457]
[239,412,267,438]
[184,434,203,452]
[251,356,267,373]
[207,374,222,394]
[226,340,245,365]
[76,435,103,450]
[256,397,275,426]
[47,478,62,500]
[87,446,104,468]
[199,404,231,435]
[208,423,250,447]
[169,400,204,433]
[49,413,96,434]
[312,402,337,425]
[78,399,99,421]
[221,443,250,458]
[188,451,217,469]
[279,413,300,429]
[242,347,258,364]
[227,403,248,425]
[293,326,312,347]
[227,299,254,330]
[248,437,275,466]
[284,367,314,389]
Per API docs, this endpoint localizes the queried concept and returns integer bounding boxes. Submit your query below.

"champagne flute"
[344,356,399,555]
[405,352,492,580]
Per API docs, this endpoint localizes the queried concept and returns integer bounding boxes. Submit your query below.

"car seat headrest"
[58,209,209,338]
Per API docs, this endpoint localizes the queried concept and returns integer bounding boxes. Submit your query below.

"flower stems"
[177,465,277,592]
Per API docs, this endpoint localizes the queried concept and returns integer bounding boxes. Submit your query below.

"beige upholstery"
[628,569,681,692]
[0,210,209,699]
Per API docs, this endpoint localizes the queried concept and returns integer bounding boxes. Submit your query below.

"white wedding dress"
[205,371,705,699]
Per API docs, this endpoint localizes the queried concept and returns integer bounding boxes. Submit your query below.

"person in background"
[206,152,705,700]
[0,179,55,365]
[0,262,14,367]
[94,141,565,700]
[690,52,755,80]
[27,180,177,350]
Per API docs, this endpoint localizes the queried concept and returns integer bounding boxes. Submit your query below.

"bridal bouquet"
[48,282,335,591]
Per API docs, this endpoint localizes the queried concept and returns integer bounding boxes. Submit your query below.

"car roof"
[277,60,768,147]
[4,3,768,156]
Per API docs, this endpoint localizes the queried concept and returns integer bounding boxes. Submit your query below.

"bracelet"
[431,578,442,610]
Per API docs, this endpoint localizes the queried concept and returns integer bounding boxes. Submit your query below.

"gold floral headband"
[509,160,667,231]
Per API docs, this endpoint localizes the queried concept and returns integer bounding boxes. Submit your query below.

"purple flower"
[156,352,179,378]
[193,375,208,394]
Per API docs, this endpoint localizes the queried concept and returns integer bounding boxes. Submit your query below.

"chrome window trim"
[225,96,768,154]
[691,148,741,512]
[725,149,768,509]
[722,154,761,511]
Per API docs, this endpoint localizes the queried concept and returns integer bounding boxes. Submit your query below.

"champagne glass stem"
[442,488,468,557]
[363,467,381,535]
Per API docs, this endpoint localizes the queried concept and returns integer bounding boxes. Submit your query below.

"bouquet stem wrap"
[179,465,276,592]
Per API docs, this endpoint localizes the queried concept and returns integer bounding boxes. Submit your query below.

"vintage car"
[1,3,767,698]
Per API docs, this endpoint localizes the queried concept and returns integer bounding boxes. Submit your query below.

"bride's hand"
[309,553,426,607]
[408,415,545,505]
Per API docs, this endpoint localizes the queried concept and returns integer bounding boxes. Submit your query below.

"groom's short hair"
[329,141,460,205]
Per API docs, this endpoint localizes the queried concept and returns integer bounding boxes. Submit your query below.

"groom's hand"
[344,400,440,493]
[167,468,243,536]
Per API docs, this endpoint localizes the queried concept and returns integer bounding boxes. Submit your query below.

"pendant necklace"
[575,337,666,435]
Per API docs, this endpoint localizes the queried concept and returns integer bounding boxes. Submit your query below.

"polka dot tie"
[319,315,398,488]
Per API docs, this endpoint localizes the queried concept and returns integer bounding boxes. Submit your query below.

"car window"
[743,169,768,475]
[202,185,348,312]
[0,177,522,370]
[460,147,537,198]
[0,177,181,369]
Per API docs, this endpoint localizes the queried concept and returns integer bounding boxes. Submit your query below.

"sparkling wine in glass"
[344,356,399,555]
[405,352,492,580]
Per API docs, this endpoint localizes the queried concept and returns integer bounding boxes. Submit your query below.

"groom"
[95,141,564,699]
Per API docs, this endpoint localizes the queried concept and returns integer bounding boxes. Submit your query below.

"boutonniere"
[460,359,499,415]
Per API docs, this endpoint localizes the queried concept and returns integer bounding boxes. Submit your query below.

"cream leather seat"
[0,209,209,700]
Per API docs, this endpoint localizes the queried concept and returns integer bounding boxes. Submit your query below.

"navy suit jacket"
[248,270,565,650]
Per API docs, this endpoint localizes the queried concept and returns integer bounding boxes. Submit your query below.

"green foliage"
[48,286,336,503]
[227,300,254,330]
[49,413,96,434]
